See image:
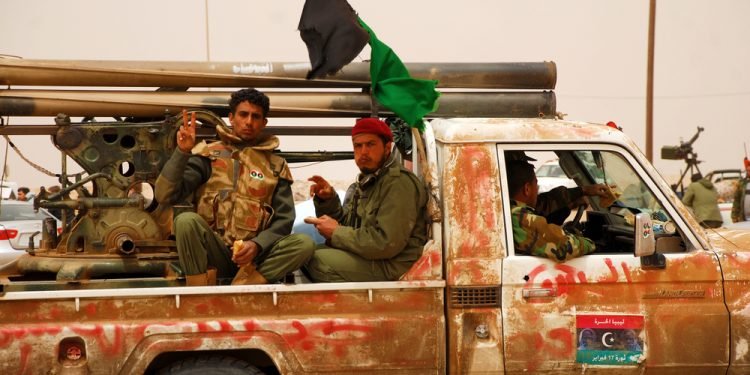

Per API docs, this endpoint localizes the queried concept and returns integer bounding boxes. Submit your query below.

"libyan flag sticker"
[575,314,644,365]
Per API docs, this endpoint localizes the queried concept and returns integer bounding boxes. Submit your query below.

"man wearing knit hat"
[304,117,428,282]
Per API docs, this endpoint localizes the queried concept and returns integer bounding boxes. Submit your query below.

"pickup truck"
[1,116,749,374]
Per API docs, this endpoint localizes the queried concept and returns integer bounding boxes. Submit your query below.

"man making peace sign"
[156,88,314,286]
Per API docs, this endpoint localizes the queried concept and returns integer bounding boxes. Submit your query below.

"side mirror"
[634,213,666,269]
[634,213,655,257]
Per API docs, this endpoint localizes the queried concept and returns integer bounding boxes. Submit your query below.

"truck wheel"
[157,355,265,375]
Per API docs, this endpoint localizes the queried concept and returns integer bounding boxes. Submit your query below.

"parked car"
[535,159,577,193]
[0,200,59,266]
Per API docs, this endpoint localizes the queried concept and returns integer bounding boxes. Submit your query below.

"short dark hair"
[229,88,270,117]
[17,187,29,194]
[506,160,536,197]
[691,173,703,182]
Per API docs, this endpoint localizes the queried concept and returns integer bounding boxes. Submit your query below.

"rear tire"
[157,355,265,375]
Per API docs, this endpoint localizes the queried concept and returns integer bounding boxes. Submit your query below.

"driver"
[506,158,610,262]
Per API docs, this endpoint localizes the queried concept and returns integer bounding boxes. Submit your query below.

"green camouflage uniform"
[511,194,595,262]
[731,178,749,223]
[155,128,314,281]
[304,150,428,282]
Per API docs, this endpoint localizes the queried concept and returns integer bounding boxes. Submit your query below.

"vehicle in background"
[535,159,576,193]
[0,181,19,200]
[0,200,59,267]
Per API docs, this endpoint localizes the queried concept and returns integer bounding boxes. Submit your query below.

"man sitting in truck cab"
[303,118,429,282]
[507,157,611,262]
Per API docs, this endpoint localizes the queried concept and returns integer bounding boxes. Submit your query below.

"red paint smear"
[286,321,308,344]
[84,303,97,316]
[49,306,63,320]
[316,321,372,336]
[17,343,31,375]
[195,303,209,314]
[533,332,544,350]
[554,275,569,295]
[547,328,573,358]
[541,279,553,289]
[576,271,587,283]
[70,325,124,356]
[620,262,632,283]
[601,258,619,282]
[525,264,548,286]
[454,147,495,258]
[243,320,257,331]
[402,249,441,280]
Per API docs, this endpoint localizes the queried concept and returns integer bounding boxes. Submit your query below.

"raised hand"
[177,109,197,153]
[308,175,335,200]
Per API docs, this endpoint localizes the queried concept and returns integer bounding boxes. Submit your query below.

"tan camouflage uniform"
[156,127,314,281]
[511,198,595,262]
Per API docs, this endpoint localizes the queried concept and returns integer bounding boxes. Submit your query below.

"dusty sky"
[1,0,749,190]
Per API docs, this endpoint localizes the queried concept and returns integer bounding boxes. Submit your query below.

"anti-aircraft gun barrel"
[0,58,556,89]
[0,89,556,118]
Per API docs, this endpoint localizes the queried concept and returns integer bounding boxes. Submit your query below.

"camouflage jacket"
[313,150,428,280]
[510,199,595,262]
[731,178,749,223]
[155,132,294,251]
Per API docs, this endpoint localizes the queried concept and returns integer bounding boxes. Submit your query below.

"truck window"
[505,149,686,257]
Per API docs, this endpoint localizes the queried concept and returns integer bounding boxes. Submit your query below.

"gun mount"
[661,126,705,194]
[0,58,557,287]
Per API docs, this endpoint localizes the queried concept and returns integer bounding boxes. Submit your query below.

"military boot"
[185,268,217,286]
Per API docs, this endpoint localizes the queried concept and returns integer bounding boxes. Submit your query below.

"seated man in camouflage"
[507,158,608,262]
[156,88,315,286]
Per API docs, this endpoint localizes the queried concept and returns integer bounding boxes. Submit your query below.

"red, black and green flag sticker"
[576,315,644,365]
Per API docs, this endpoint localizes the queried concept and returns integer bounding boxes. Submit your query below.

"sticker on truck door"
[575,315,644,365]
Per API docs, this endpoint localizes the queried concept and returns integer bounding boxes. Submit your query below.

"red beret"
[352,118,393,142]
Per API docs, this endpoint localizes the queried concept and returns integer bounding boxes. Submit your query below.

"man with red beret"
[304,117,428,282]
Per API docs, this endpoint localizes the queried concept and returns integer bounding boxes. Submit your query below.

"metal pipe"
[0,90,556,119]
[0,58,557,89]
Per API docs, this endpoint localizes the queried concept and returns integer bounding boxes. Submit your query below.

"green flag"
[358,18,440,130]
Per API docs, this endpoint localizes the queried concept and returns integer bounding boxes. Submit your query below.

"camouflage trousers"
[174,212,315,283]
[303,245,410,282]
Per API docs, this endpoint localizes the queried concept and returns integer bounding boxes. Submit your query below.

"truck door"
[498,146,729,374]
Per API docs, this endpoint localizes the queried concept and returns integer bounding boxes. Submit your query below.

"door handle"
[522,288,557,298]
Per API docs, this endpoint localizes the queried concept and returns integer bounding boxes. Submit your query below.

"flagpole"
[646,0,656,162]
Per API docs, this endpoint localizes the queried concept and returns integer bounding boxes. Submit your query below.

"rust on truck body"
[0,283,445,374]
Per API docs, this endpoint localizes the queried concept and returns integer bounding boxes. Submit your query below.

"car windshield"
[0,204,50,221]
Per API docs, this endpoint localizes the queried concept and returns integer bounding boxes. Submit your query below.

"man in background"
[682,173,722,228]
[731,157,750,223]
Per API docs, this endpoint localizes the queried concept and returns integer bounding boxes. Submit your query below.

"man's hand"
[582,183,617,198]
[308,175,335,200]
[232,240,259,266]
[304,215,338,239]
[177,109,196,153]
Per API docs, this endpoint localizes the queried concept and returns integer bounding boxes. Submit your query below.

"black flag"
[298,0,369,79]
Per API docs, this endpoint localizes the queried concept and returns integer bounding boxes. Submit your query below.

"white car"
[0,200,60,266]
[536,159,576,193]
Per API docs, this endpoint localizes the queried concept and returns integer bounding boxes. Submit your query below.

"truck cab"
[430,117,749,373]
